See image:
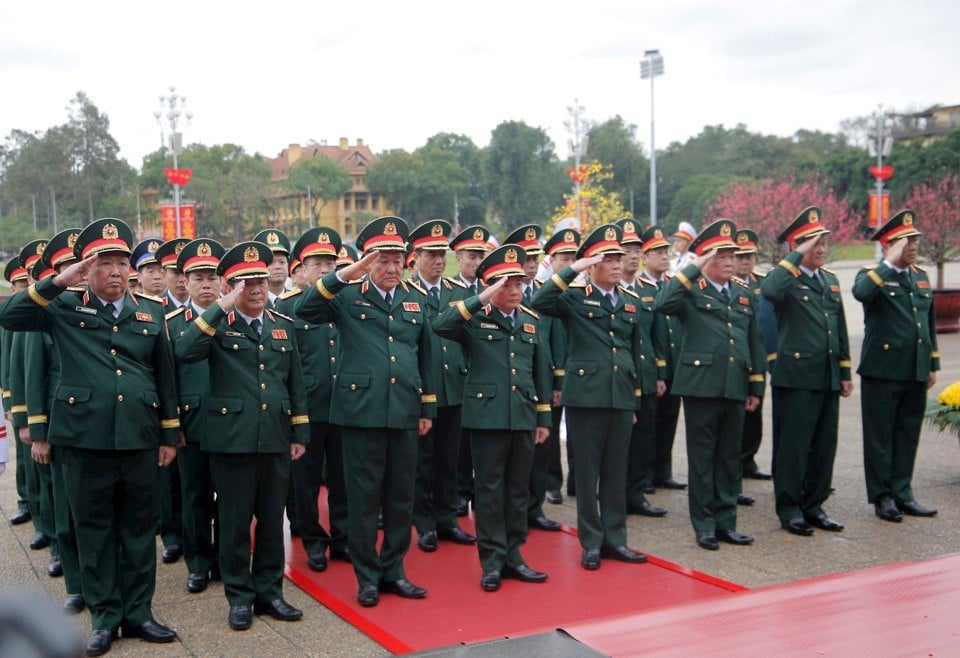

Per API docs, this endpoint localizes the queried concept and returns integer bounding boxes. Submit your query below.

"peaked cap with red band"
[690,219,738,256]
[777,206,830,246]
[870,209,922,245]
[477,244,528,284]
[74,218,133,260]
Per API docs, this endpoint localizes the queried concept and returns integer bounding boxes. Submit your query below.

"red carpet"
[284,495,743,654]
[564,553,960,657]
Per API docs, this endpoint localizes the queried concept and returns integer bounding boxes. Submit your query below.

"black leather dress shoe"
[696,532,719,550]
[30,532,50,550]
[456,499,469,517]
[228,605,252,630]
[187,572,209,593]
[502,564,548,582]
[481,570,501,591]
[655,478,687,490]
[628,500,668,517]
[717,529,754,545]
[307,552,328,572]
[417,530,438,552]
[737,493,755,506]
[875,496,903,522]
[781,518,815,536]
[896,499,938,517]
[254,598,303,621]
[161,544,182,564]
[529,515,562,531]
[805,513,844,531]
[122,619,177,643]
[48,555,63,577]
[744,469,773,480]
[581,547,601,570]
[329,547,352,563]
[381,578,427,598]
[601,545,648,563]
[63,593,86,615]
[85,629,117,656]
[545,489,563,504]
[438,525,477,544]
[10,509,31,525]
[357,585,379,607]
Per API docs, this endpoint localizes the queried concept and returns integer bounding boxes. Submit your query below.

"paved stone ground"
[2,259,959,656]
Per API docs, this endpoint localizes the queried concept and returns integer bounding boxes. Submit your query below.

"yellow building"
[265,138,392,241]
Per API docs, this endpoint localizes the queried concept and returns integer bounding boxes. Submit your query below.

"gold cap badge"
[384,222,397,236]
[720,223,732,237]
[431,224,443,237]
[604,227,616,241]
[102,223,118,240]
[244,246,259,262]
[505,248,518,263]
[198,242,212,257]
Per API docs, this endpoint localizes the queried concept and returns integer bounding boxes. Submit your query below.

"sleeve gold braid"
[748,374,765,383]
[194,316,216,337]
[290,415,310,426]
[316,279,336,300]
[549,273,569,291]
[867,270,884,287]
[553,368,566,376]
[10,405,27,413]
[27,414,48,425]
[160,419,181,430]
[420,394,438,404]
[536,404,551,413]
[27,284,51,307]
[455,300,472,321]
[778,259,799,276]
[839,359,852,368]
[675,272,691,290]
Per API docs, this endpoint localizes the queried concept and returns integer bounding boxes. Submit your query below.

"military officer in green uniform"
[253,228,292,307]
[9,240,50,553]
[655,219,766,551]
[503,224,563,531]
[537,228,581,498]
[407,220,477,552]
[853,209,939,522]
[761,209,851,535]
[0,218,180,655]
[131,239,165,297]
[296,216,436,608]
[166,239,226,594]
[532,224,650,570]
[1,258,30,526]
[276,227,352,571]
[434,244,553,592]
[638,225,686,492]
[450,225,492,516]
[733,229,773,489]
[176,241,309,631]
[616,219,668,517]
[153,238,190,565]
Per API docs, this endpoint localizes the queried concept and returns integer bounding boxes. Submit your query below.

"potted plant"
[925,381,960,445]
[906,174,960,332]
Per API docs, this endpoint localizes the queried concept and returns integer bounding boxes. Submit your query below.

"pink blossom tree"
[708,175,862,266]
[904,174,960,289]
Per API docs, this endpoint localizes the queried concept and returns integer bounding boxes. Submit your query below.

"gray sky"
[2,0,957,169]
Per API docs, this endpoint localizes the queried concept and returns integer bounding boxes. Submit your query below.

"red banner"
[868,192,890,228]
[161,204,197,240]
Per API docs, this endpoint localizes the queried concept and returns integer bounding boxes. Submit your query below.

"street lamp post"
[641,49,664,225]
[868,105,894,259]
[154,86,193,237]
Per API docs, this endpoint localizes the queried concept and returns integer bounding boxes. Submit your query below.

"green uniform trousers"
[545,405,565,492]
[628,394,658,502]
[413,406,462,535]
[158,454,182,549]
[565,408,631,549]
[211,452,289,605]
[772,388,838,522]
[15,439,31,515]
[860,376,926,504]
[472,429,534,572]
[653,387,682,483]
[61,446,158,631]
[293,421,347,556]
[52,445,81,595]
[177,442,217,576]
[342,427,417,587]
[741,399,764,476]
[33,459,57,554]
[683,397,743,534]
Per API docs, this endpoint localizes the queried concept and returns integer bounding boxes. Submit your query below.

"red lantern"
[164,168,193,187]
[868,165,894,182]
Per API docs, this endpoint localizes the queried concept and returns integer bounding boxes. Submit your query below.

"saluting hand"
[52,253,97,289]
[571,254,603,273]
[477,276,506,304]
[339,250,379,281]
[886,236,907,267]
[217,280,245,312]
[795,233,822,255]
[692,248,716,270]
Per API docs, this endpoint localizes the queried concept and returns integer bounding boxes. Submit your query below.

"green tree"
[585,116,649,215]
[421,133,485,224]
[482,120,567,234]
[665,173,740,230]
[366,149,421,220]
[281,156,353,228]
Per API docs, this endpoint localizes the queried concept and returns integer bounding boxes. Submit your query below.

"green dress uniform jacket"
[175,305,310,452]
[762,252,851,522]
[852,261,939,504]
[295,273,437,427]
[654,265,766,401]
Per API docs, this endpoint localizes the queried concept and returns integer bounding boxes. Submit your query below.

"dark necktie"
[656,280,663,291]
[523,286,532,304]
[429,286,440,301]
[506,314,514,328]
[111,302,120,319]
[250,318,262,336]
[469,283,477,296]
[720,287,730,301]
[605,293,615,308]
[384,291,393,306]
